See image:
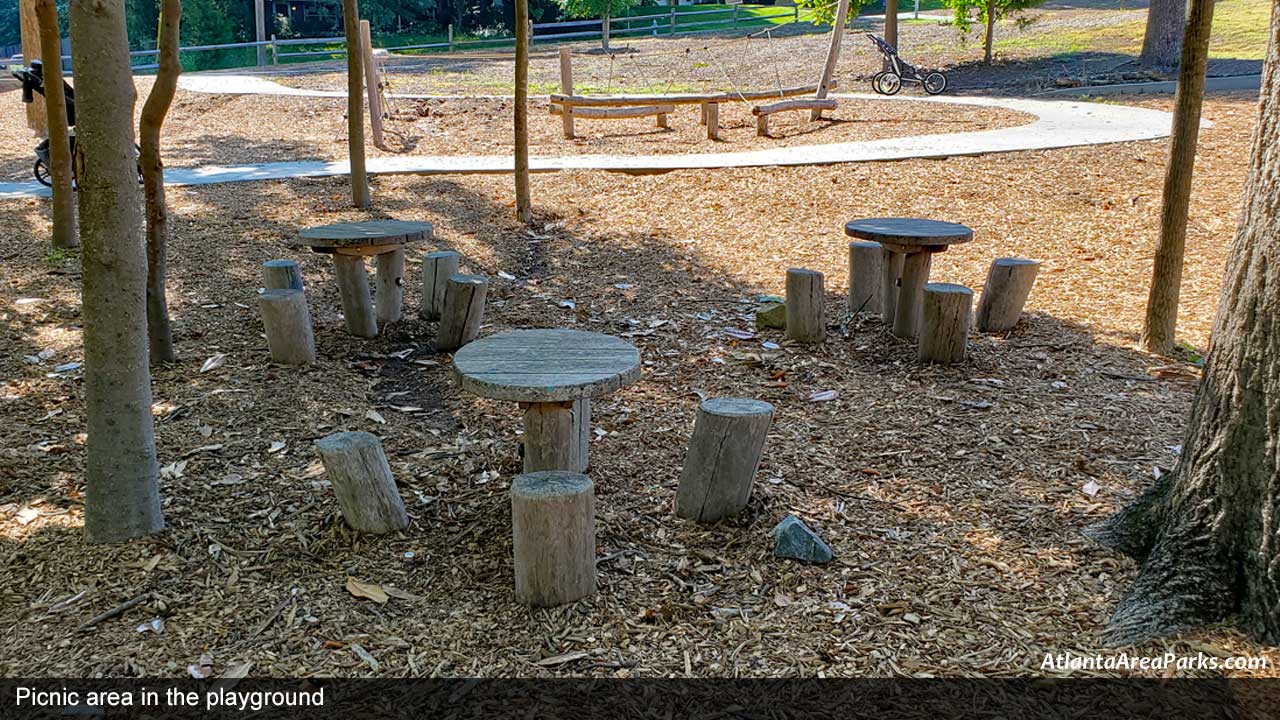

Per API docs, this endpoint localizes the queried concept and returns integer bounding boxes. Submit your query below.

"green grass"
[1208,0,1270,60]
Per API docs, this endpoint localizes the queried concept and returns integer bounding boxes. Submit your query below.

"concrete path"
[0,79,1180,199]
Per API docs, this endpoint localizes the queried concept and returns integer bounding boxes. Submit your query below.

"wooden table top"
[294,219,433,249]
[453,329,641,403]
[844,218,973,248]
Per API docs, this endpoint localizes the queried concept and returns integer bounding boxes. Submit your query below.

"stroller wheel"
[878,72,902,96]
[33,159,52,188]
[871,71,887,94]
[924,72,948,95]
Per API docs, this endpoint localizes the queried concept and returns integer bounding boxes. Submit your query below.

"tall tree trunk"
[883,0,898,71]
[141,0,181,365]
[34,0,77,250]
[1086,11,1280,646]
[514,0,531,224]
[982,0,995,64]
[343,0,369,208]
[19,0,47,135]
[1141,0,1215,355]
[1140,0,1188,70]
[69,0,165,543]
[601,11,610,52]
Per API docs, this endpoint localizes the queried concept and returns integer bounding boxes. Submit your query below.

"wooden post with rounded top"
[675,398,774,523]
[315,431,409,534]
[259,288,316,365]
[786,268,826,343]
[848,240,882,314]
[976,258,1040,332]
[421,250,461,320]
[919,283,973,364]
[511,471,596,607]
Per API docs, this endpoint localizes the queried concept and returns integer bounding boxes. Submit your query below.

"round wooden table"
[453,329,642,473]
[292,220,433,337]
[845,218,973,338]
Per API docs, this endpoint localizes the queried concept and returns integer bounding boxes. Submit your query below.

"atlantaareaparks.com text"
[1042,652,1269,672]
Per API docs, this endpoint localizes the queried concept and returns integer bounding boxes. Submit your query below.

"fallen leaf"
[200,354,227,373]
[809,390,839,402]
[383,586,424,602]
[345,576,389,604]
[365,409,386,424]
[536,650,589,667]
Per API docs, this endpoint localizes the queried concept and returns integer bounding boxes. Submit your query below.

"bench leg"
[893,251,933,339]
[706,103,720,141]
[756,114,768,137]
[879,247,904,327]
[332,255,378,338]
[374,247,405,325]
[657,112,669,130]
[522,400,581,473]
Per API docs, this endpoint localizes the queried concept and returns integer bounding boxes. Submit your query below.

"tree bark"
[343,0,369,208]
[1086,12,1280,646]
[884,0,898,71]
[69,0,165,543]
[19,0,47,134]
[983,0,996,64]
[141,0,181,365]
[514,0,532,223]
[1140,0,1188,70]
[34,0,77,250]
[1141,0,1214,355]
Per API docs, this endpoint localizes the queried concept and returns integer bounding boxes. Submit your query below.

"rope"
[701,44,748,104]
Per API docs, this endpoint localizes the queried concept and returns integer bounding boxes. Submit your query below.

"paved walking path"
[0,75,1182,199]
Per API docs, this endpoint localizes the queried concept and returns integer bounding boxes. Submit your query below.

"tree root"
[1083,471,1174,561]
[1101,534,1234,646]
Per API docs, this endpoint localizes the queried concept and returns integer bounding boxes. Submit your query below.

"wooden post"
[360,20,385,150]
[511,471,596,607]
[262,259,304,291]
[812,0,850,120]
[447,23,454,51]
[892,251,932,338]
[670,5,676,33]
[522,401,577,472]
[879,247,904,325]
[975,258,1040,333]
[756,113,768,137]
[19,0,46,135]
[785,268,826,343]
[657,111,669,129]
[848,240,882,314]
[271,34,278,65]
[559,46,575,139]
[570,397,590,473]
[315,431,409,534]
[421,250,460,320]
[706,102,720,141]
[258,288,316,365]
[255,0,267,66]
[919,283,973,364]
[333,255,378,337]
[341,0,369,208]
[884,0,898,69]
[374,248,405,324]
[437,274,488,351]
[514,0,532,223]
[675,398,773,523]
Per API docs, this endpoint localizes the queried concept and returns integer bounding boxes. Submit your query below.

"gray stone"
[755,302,786,330]
[772,515,834,564]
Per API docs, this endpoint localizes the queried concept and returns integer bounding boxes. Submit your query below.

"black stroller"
[866,33,948,96]
[11,60,78,187]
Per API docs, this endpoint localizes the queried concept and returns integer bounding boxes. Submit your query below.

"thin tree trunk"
[884,0,898,53]
[514,0,531,224]
[69,0,164,543]
[1141,0,1215,355]
[1086,9,1280,646]
[343,0,369,208]
[141,0,181,365]
[1140,0,1188,70]
[19,0,47,134]
[34,0,76,250]
[601,11,610,52]
[983,0,995,64]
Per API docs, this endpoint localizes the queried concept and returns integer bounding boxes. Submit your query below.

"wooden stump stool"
[785,268,826,343]
[421,250,461,321]
[374,248,406,324]
[314,431,409,534]
[919,283,973,364]
[976,258,1040,332]
[262,259,304,291]
[258,288,316,365]
[436,274,489,352]
[675,398,774,523]
[847,240,883,315]
[511,471,596,607]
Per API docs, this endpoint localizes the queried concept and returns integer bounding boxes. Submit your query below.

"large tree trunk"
[343,0,369,208]
[69,0,165,543]
[883,0,898,71]
[1140,0,1188,70]
[141,0,181,365]
[1141,0,1215,355]
[34,0,77,250]
[513,0,531,224]
[1086,13,1280,646]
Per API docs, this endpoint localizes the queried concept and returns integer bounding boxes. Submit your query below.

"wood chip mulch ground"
[1,92,1275,679]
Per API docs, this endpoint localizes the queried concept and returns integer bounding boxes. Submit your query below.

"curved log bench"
[753,98,839,137]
